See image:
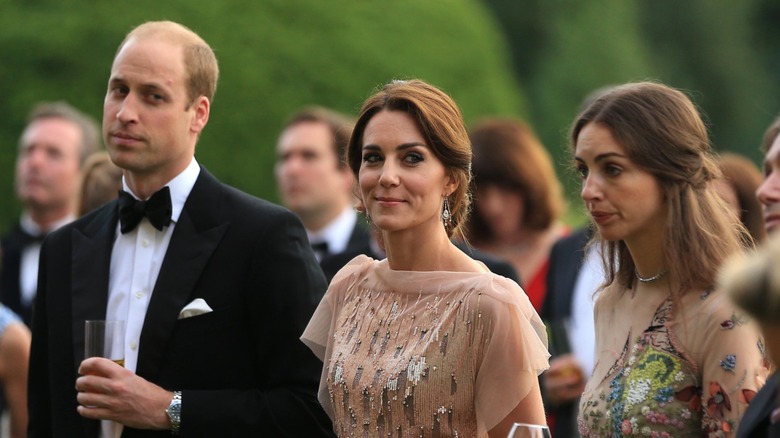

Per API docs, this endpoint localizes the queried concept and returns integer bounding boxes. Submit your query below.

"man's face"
[103,37,208,183]
[275,121,352,218]
[758,134,780,234]
[15,117,82,212]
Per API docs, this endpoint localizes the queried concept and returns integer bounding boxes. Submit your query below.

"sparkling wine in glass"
[507,423,552,438]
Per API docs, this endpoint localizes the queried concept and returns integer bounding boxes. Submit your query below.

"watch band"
[166,391,182,435]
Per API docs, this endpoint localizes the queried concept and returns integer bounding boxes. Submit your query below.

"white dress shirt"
[306,206,357,261]
[566,244,601,379]
[19,213,75,308]
[102,158,199,438]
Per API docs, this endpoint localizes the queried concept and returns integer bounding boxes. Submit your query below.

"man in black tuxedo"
[28,21,333,437]
[1,102,100,327]
[275,106,370,282]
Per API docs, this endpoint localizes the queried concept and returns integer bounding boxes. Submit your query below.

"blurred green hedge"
[0,0,526,231]
[484,0,780,220]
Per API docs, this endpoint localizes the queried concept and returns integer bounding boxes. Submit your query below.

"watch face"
[167,400,181,418]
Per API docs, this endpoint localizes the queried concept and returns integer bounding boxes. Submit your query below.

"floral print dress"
[578,288,767,437]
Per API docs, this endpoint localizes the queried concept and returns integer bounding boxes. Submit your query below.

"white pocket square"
[178,298,213,319]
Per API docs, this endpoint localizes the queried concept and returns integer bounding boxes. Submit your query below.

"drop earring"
[441,196,452,228]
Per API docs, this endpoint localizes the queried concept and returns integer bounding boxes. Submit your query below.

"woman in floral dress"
[302,79,550,437]
[572,82,767,437]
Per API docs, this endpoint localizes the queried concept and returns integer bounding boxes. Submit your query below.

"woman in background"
[715,152,766,243]
[573,82,766,437]
[76,151,122,216]
[467,118,568,311]
[302,79,549,437]
[0,248,30,438]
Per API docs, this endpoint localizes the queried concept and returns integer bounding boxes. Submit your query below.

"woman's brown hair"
[467,118,564,243]
[716,153,766,243]
[346,79,472,241]
[571,81,751,296]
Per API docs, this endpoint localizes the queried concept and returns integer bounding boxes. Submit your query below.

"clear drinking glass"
[507,423,552,438]
[84,320,125,366]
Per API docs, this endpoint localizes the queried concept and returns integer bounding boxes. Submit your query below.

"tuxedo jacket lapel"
[70,205,117,371]
[0,227,25,322]
[135,170,229,380]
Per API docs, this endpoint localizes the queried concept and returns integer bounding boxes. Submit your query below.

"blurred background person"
[574,82,766,436]
[715,152,766,243]
[467,118,568,312]
[541,226,597,438]
[0,249,31,438]
[0,301,30,438]
[758,115,780,235]
[303,79,548,437]
[77,151,123,217]
[274,106,370,281]
[720,233,780,437]
[0,101,99,327]
[0,305,29,438]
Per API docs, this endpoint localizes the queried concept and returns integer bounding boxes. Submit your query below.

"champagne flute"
[507,423,552,438]
[84,320,125,366]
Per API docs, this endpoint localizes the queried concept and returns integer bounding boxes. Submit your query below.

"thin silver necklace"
[635,268,668,283]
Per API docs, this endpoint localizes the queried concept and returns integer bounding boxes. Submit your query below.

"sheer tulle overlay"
[302,255,550,437]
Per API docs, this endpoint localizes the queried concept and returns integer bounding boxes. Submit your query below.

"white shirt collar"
[121,157,201,224]
[306,206,357,255]
[20,211,76,236]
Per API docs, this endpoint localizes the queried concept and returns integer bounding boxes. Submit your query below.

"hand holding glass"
[507,423,551,438]
[84,320,125,367]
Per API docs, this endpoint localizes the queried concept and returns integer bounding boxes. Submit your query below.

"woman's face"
[474,183,523,240]
[574,122,666,245]
[358,110,455,234]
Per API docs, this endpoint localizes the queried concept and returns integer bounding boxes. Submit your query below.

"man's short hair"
[761,114,780,154]
[283,106,355,168]
[116,21,219,107]
[22,101,101,166]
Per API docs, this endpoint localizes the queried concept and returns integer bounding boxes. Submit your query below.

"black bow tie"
[311,241,329,256]
[19,229,45,247]
[118,187,172,234]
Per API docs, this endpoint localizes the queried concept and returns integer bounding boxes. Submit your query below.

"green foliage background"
[0,0,526,231]
[2,0,779,231]
[484,0,780,220]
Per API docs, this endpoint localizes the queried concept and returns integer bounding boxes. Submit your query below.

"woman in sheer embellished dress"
[302,79,550,438]
[572,82,768,437]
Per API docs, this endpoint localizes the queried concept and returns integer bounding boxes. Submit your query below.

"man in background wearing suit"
[28,21,333,437]
[1,102,100,327]
[275,107,370,281]
[541,227,600,437]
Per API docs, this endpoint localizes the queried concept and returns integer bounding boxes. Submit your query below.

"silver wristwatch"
[165,391,182,435]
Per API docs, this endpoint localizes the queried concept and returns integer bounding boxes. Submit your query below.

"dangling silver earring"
[441,196,452,228]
